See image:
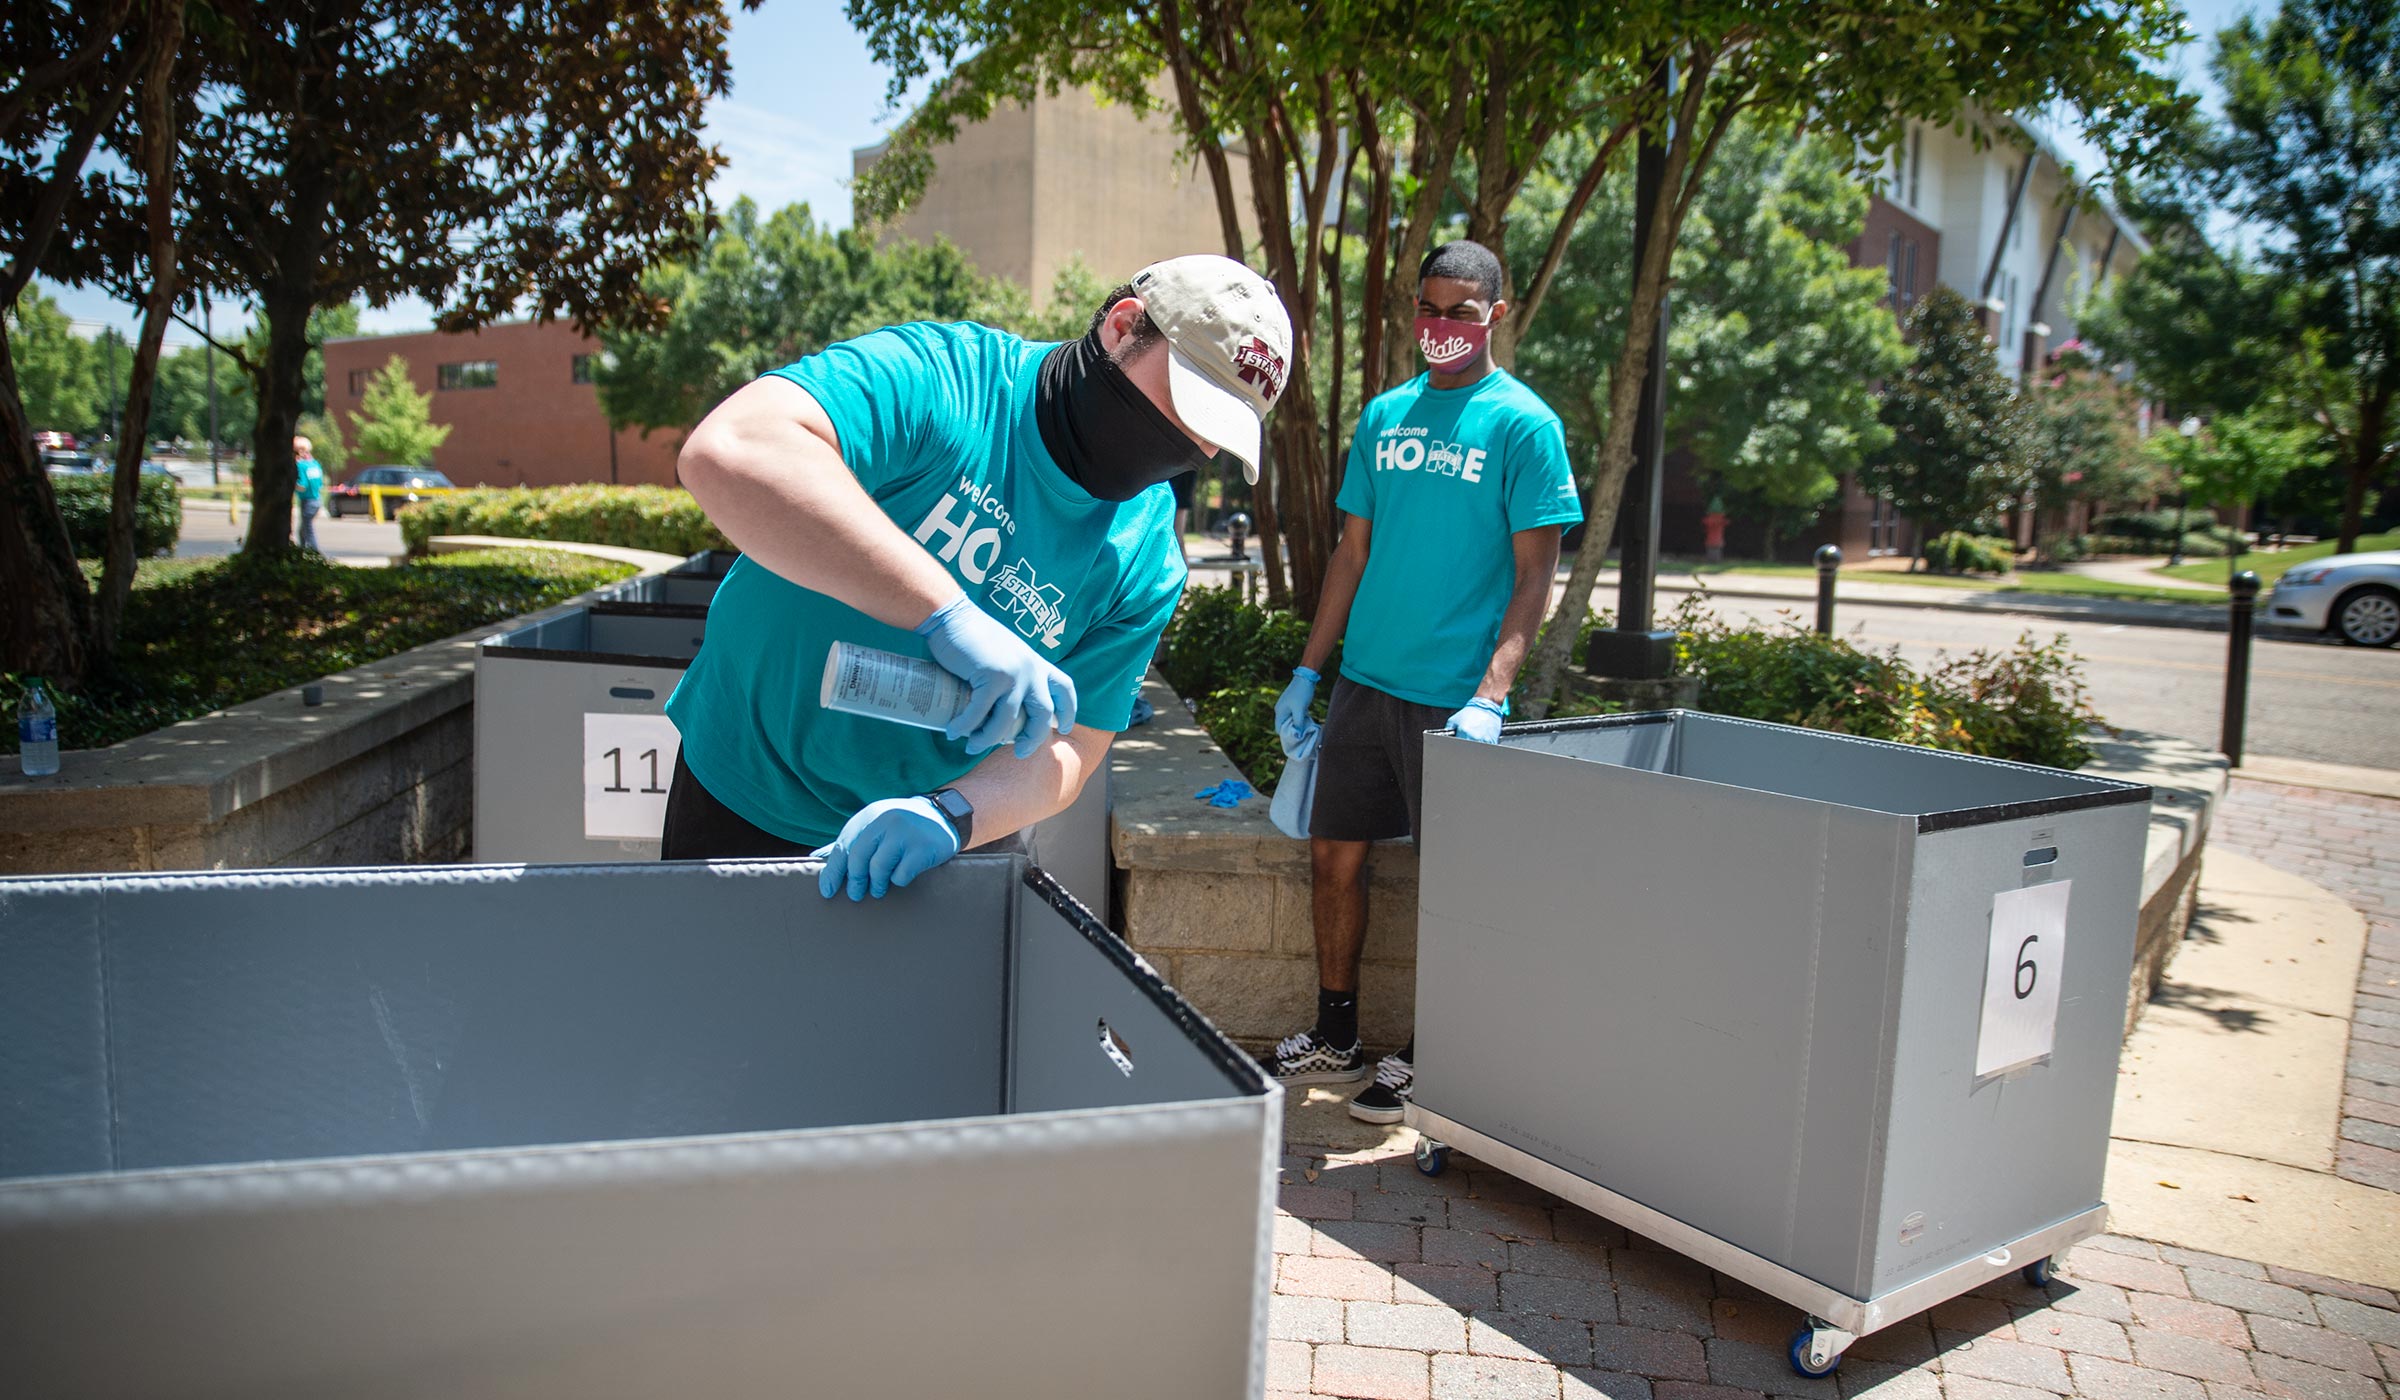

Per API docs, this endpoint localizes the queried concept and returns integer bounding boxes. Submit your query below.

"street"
[1667,584,2400,771]
[174,499,404,566]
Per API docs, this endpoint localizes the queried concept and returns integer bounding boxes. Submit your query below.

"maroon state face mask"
[1414,313,1491,371]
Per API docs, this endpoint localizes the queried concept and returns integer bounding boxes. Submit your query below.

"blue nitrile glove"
[1448,696,1505,744]
[1274,666,1321,758]
[814,796,962,901]
[1193,779,1253,808]
[916,595,1078,759]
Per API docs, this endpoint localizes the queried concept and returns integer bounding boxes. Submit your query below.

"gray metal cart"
[1405,711,2151,1377]
[474,598,711,862]
[0,855,1279,1399]
[600,547,740,608]
[472,593,1116,916]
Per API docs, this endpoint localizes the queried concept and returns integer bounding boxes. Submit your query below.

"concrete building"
[854,83,1248,305]
[321,321,680,489]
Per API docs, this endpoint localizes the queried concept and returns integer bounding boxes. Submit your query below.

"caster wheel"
[1414,1139,1450,1177]
[1789,1325,1842,1378]
[2022,1257,2053,1289]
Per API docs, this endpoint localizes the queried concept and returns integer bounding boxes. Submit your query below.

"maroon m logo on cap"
[1232,337,1287,402]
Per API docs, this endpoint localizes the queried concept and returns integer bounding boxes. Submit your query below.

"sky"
[39,0,2264,348]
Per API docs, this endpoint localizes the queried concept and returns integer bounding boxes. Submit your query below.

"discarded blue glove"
[1128,695,1155,728]
[1193,779,1253,808]
[916,595,1077,759]
[1274,665,1320,757]
[1448,696,1505,744]
[814,795,961,901]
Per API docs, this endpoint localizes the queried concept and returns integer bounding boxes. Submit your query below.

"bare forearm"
[950,727,1112,846]
[1477,530,1562,703]
[679,377,959,630]
[1300,525,1371,673]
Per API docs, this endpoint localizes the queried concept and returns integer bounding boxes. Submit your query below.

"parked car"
[34,430,76,452]
[327,465,455,517]
[2266,550,2400,647]
[41,450,98,474]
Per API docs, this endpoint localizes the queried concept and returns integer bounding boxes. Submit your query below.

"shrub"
[1157,586,1334,794]
[51,472,182,559]
[400,484,731,556]
[1923,633,2100,770]
[1922,531,2013,575]
[6,548,634,753]
[2094,511,2243,551]
[2049,534,2091,563]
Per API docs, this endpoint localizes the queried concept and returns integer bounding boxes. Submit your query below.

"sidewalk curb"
[1658,577,2240,634]
[2232,755,2400,802]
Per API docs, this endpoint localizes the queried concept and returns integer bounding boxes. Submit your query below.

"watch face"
[935,789,973,820]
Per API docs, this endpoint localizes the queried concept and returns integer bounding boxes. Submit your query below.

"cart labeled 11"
[584,712,679,840]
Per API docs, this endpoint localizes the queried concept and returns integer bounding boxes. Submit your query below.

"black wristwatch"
[927,787,974,849]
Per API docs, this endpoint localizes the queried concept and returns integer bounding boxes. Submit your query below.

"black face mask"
[1034,331,1212,502]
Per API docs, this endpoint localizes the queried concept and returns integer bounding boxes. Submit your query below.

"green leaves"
[1861,286,2032,542]
[347,355,450,468]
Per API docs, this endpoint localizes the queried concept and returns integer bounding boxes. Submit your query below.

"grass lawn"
[1711,563,2214,606]
[6,548,636,754]
[2154,530,2400,587]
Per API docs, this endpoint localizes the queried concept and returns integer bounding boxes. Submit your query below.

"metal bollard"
[2221,570,2259,767]
[1814,545,1841,636]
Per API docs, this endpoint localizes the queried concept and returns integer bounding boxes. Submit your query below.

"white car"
[2266,550,2400,647]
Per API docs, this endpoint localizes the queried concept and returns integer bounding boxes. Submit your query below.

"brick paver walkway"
[1271,1146,2399,1400]
[2212,778,2400,1191]
[1269,772,2400,1399]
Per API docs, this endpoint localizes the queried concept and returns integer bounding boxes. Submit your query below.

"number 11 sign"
[584,712,679,841]
[1975,880,2071,1079]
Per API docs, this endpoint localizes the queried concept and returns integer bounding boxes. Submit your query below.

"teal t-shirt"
[1333,370,1581,708]
[666,321,1188,845]
[295,460,325,503]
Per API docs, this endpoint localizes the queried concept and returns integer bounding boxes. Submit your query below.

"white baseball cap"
[1129,254,1293,483]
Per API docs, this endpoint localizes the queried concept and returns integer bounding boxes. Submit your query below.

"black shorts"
[1307,677,1454,842]
[1167,468,1196,512]
[661,751,1026,861]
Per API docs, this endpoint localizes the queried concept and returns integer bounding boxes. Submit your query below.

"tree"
[1511,119,1908,555]
[847,0,1659,615]
[161,0,741,560]
[147,339,254,448]
[2202,0,2399,553]
[2020,356,2154,558]
[347,356,449,467]
[594,198,1086,436]
[8,288,99,431]
[1,0,163,682]
[2149,408,2324,576]
[1860,287,2030,560]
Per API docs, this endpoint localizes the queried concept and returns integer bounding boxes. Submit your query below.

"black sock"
[1398,1035,1415,1063]
[1316,988,1358,1051]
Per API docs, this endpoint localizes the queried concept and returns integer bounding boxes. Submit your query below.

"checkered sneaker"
[1262,1027,1367,1085]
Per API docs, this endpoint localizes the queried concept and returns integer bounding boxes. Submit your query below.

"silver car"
[2266,550,2400,647]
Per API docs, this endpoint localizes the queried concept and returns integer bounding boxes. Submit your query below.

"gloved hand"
[815,796,962,901]
[1274,665,1321,757]
[1448,696,1505,744]
[916,595,1078,759]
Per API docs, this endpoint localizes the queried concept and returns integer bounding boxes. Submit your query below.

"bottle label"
[20,717,56,744]
[818,641,970,732]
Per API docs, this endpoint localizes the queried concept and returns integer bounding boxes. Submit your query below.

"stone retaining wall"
[0,543,680,876]
[1110,673,2228,1050]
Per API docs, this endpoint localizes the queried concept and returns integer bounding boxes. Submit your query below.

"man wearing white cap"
[662,255,1293,899]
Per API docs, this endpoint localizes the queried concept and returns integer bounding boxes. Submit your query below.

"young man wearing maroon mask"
[1263,239,1581,1122]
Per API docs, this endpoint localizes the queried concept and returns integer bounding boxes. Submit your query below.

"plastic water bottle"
[18,678,60,776]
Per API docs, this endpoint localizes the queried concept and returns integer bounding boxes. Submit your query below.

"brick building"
[320,320,681,489]
[1658,114,2153,562]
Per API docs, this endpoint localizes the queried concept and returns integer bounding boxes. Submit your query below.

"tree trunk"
[241,281,316,555]
[0,335,94,682]
[95,0,186,661]
[1522,68,1707,717]
[2336,393,2387,555]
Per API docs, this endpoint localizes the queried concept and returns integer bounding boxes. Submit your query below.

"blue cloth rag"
[1193,779,1252,808]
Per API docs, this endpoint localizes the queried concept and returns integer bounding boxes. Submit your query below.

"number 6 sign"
[1975,880,2071,1078]
[584,712,680,840]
